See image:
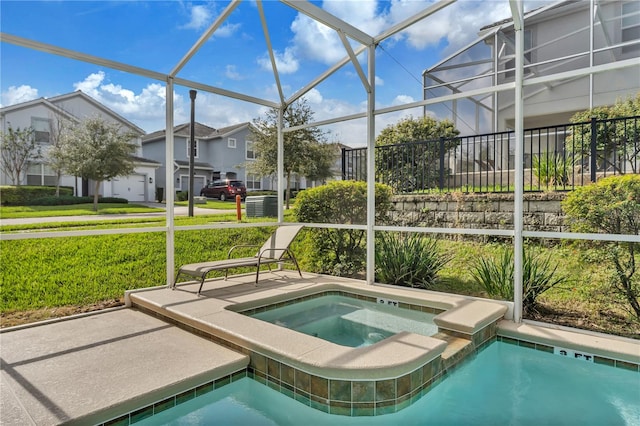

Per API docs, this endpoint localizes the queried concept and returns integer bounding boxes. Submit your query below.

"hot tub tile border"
[237,290,446,317]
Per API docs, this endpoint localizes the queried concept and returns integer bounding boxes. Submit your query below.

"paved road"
[0,202,237,226]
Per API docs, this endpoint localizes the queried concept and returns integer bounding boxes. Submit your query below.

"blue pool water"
[136,341,640,425]
[248,295,438,347]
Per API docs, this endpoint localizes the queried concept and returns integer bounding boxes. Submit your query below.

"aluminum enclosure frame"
[2,0,639,325]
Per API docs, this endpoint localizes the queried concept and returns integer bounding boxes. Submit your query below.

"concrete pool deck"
[0,308,248,425]
[2,271,638,424]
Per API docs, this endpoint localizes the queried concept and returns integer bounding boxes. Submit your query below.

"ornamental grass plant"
[375,232,451,289]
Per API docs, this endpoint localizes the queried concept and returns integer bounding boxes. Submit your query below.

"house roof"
[0,90,145,135]
[174,159,215,170]
[131,155,162,166]
[0,97,78,123]
[478,0,579,32]
[47,91,146,135]
[142,121,254,143]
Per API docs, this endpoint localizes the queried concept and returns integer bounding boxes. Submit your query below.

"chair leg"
[172,270,181,290]
[197,275,206,295]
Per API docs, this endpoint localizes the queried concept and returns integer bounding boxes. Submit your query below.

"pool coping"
[127,273,509,381]
[127,272,512,415]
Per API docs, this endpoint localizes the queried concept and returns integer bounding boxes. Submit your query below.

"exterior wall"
[390,192,567,234]
[496,1,640,130]
[142,125,276,195]
[0,94,156,202]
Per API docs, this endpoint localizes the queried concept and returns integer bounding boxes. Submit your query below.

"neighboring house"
[422,0,640,172]
[141,122,270,196]
[0,91,160,202]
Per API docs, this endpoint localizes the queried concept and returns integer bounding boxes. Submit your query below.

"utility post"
[188,89,197,217]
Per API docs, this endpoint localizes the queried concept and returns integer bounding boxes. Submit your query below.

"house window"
[504,29,533,79]
[31,117,51,143]
[228,138,236,149]
[246,173,261,190]
[622,2,640,54]
[246,140,256,159]
[26,163,56,186]
[186,139,199,159]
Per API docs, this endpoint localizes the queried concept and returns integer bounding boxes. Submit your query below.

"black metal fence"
[342,115,639,193]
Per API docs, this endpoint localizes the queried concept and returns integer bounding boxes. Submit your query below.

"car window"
[230,181,243,187]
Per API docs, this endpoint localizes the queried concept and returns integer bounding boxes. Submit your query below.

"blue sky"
[0,0,548,145]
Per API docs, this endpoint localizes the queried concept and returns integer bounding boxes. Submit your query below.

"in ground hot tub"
[241,292,439,347]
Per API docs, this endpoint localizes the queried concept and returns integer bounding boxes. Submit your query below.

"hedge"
[0,186,74,206]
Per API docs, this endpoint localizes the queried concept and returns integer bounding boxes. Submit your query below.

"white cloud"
[302,88,323,104]
[71,72,176,130]
[290,14,345,65]
[179,4,240,37]
[258,47,299,74]
[391,94,415,105]
[180,4,212,30]
[1,85,39,107]
[375,76,384,86]
[215,23,241,38]
[225,65,244,81]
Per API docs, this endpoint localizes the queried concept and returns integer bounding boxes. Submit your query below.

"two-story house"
[0,91,161,202]
[141,122,270,196]
[422,0,639,176]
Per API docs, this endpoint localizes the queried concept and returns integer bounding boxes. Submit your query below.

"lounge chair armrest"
[257,247,292,260]
[228,244,259,258]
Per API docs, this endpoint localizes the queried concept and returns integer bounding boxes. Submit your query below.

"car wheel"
[220,193,227,201]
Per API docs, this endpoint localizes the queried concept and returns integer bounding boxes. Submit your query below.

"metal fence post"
[341,147,347,180]
[590,116,597,182]
[439,137,445,190]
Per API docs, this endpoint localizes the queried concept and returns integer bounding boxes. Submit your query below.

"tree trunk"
[285,171,291,210]
[93,180,101,212]
[55,172,62,197]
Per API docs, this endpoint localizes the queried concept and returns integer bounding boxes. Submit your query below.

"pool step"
[433,332,475,369]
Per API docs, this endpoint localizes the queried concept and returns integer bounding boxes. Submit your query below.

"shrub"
[532,153,569,187]
[294,180,392,277]
[0,186,73,206]
[562,174,640,318]
[176,191,189,201]
[471,248,567,314]
[28,196,128,206]
[375,232,450,289]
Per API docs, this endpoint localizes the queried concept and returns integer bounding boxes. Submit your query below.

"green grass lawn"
[174,199,242,210]
[0,203,164,218]
[0,214,637,338]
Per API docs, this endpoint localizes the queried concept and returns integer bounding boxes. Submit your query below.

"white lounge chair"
[172,225,304,295]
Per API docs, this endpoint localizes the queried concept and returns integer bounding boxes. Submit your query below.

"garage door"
[112,175,146,202]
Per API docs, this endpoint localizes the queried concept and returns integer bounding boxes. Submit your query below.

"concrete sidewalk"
[0,308,248,425]
[0,203,235,226]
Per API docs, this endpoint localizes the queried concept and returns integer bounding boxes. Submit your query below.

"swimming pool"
[245,294,439,347]
[133,341,640,425]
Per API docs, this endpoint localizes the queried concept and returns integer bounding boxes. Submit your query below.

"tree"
[249,99,336,208]
[375,116,460,193]
[47,114,76,196]
[562,175,640,319]
[565,92,640,173]
[58,116,138,211]
[0,126,40,185]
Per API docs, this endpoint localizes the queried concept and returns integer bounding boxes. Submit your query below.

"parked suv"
[200,180,247,201]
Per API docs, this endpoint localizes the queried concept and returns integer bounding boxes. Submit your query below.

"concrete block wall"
[390,192,568,233]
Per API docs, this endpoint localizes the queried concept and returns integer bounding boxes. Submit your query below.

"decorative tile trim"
[497,335,640,372]
[99,370,247,426]
[237,290,446,317]
[247,350,445,417]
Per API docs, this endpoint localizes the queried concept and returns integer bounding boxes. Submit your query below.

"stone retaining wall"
[390,192,568,233]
